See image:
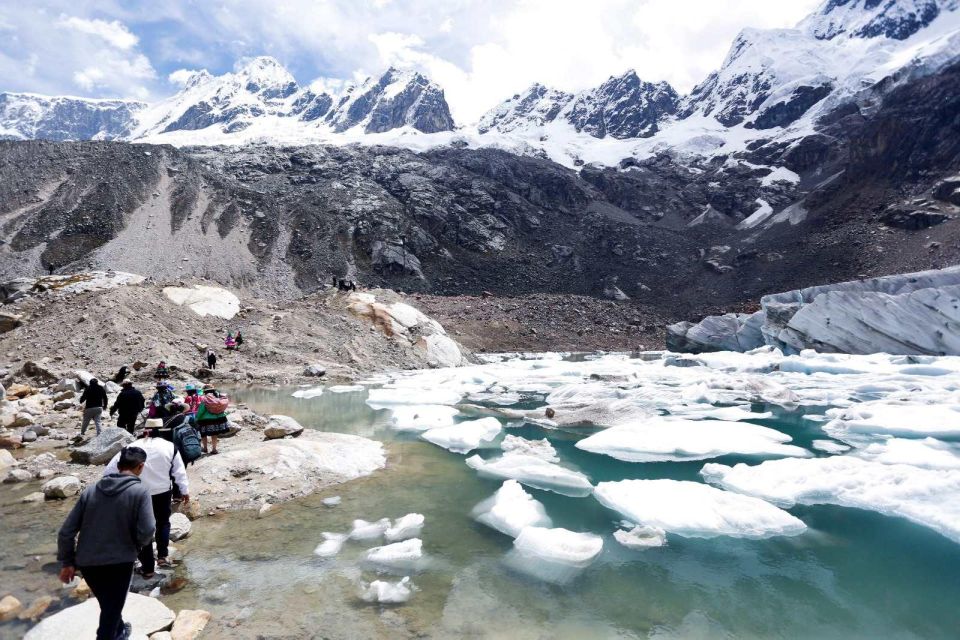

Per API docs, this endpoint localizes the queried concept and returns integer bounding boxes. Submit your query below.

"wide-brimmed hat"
[145,418,163,429]
[185,383,195,391]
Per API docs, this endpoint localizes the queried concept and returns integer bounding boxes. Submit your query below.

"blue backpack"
[172,417,203,465]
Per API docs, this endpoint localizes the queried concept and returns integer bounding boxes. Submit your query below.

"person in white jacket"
[105,419,189,578]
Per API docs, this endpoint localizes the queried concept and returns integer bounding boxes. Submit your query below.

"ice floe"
[701,456,960,543]
[349,518,391,541]
[594,479,807,539]
[421,417,502,454]
[850,437,960,470]
[359,576,416,604]
[385,405,460,432]
[824,403,960,439]
[576,417,811,463]
[314,532,347,557]
[471,479,552,537]
[466,453,593,497]
[292,386,324,399]
[500,434,559,462]
[367,387,464,406]
[385,513,425,542]
[613,524,668,549]
[811,439,850,454]
[364,538,424,571]
[666,405,773,422]
[507,527,604,583]
[328,385,364,393]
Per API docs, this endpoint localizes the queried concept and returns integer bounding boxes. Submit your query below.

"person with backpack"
[183,383,201,414]
[147,382,174,420]
[79,378,109,437]
[104,421,189,576]
[224,333,236,351]
[164,404,203,466]
[154,361,169,381]
[196,385,230,455]
[58,446,155,640]
[234,330,244,349]
[110,380,145,434]
[206,349,217,370]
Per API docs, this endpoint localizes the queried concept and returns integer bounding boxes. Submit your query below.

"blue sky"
[0,0,821,122]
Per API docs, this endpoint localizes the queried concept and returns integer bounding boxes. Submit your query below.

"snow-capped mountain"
[477,84,573,134]
[802,0,956,40]
[0,93,145,141]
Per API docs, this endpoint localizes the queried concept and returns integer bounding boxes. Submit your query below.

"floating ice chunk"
[385,513,425,542]
[421,417,502,454]
[349,518,391,541]
[500,434,559,462]
[576,418,811,463]
[365,538,424,570]
[322,496,342,507]
[292,386,324,399]
[668,405,773,422]
[367,387,463,406]
[594,479,806,539]
[824,403,960,438]
[811,440,850,454]
[471,480,552,537]
[852,437,960,470]
[613,524,667,549]
[508,526,603,583]
[359,576,416,604]
[466,453,593,497]
[387,405,460,432]
[741,379,799,409]
[314,532,347,557]
[701,456,960,543]
[328,385,364,393]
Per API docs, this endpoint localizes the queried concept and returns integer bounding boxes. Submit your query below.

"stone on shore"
[21,491,46,503]
[42,475,81,499]
[24,593,175,640]
[170,609,211,640]
[169,513,192,541]
[70,427,134,465]
[0,449,15,470]
[303,364,326,377]
[0,595,22,621]
[18,595,54,621]
[263,415,304,439]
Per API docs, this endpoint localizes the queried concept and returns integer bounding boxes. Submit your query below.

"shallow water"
[3,352,960,639]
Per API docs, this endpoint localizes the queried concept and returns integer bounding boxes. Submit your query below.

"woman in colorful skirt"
[195,385,230,455]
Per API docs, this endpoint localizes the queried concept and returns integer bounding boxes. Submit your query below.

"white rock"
[162,285,240,319]
[500,434,559,462]
[314,532,348,557]
[386,405,460,432]
[41,475,81,499]
[24,593,174,639]
[594,479,806,539]
[576,417,811,463]
[359,576,416,604]
[350,518,391,541]
[613,524,667,549]
[384,513,425,542]
[169,512,192,541]
[471,479,552,538]
[263,415,305,439]
[415,333,465,368]
[701,456,960,543]
[322,496,341,507]
[0,449,15,471]
[466,453,593,497]
[421,417,501,454]
[364,538,423,570]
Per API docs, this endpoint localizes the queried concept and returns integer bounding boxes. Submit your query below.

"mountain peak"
[801,0,954,40]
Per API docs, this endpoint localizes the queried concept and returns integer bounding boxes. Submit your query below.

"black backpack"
[172,418,203,465]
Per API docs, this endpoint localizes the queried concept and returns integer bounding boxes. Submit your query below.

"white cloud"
[58,15,139,50]
[167,68,198,86]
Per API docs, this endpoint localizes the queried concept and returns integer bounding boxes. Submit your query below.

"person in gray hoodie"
[58,447,155,640]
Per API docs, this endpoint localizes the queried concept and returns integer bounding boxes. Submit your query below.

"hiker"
[58,446,155,640]
[104,422,189,578]
[224,333,237,351]
[154,361,169,381]
[206,349,217,370]
[147,382,175,420]
[79,378,108,437]
[111,365,129,385]
[183,383,201,414]
[110,380,145,434]
[235,330,244,349]
[196,385,230,455]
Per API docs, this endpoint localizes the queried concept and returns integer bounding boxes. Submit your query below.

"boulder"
[12,413,35,428]
[0,435,23,450]
[170,609,211,640]
[53,390,76,401]
[0,449,15,470]
[0,595,22,621]
[105,381,121,395]
[21,429,38,443]
[70,427,134,465]
[415,334,464,368]
[303,364,326,377]
[54,378,80,393]
[21,491,45,503]
[881,208,950,230]
[162,285,240,319]
[54,400,75,411]
[18,595,54,621]
[4,468,32,483]
[0,311,21,333]
[264,415,304,440]
[21,361,57,383]
[42,475,81,499]
[74,370,95,387]
[169,512,192,541]
[7,383,34,399]
[24,593,175,640]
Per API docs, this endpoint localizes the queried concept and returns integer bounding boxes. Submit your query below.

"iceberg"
[593,479,807,539]
[384,513,425,542]
[507,526,603,583]
[613,524,667,549]
[701,456,960,543]
[359,576,416,604]
[292,386,324,399]
[364,538,424,571]
[471,480,552,538]
[313,532,347,558]
[466,453,593,497]
[386,405,460,432]
[576,417,811,463]
[500,434,559,462]
[421,417,502,454]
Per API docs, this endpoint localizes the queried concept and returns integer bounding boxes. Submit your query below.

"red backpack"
[203,394,230,415]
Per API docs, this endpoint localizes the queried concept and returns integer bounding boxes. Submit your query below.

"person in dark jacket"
[79,378,109,436]
[110,380,145,434]
[234,331,244,349]
[111,365,129,385]
[206,349,217,370]
[58,446,155,640]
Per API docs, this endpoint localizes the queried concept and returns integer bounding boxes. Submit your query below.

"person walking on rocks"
[105,422,189,577]
[234,330,244,349]
[154,360,169,381]
[58,446,155,640]
[206,349,217,370]
[184,383,201,414]
[110,380,145,434]
[196,385,230,455]
[79,378,108,437]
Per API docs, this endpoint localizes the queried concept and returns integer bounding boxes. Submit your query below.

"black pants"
[137,491,171,574]
[116,412,138,434]
[78,562,133,640]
